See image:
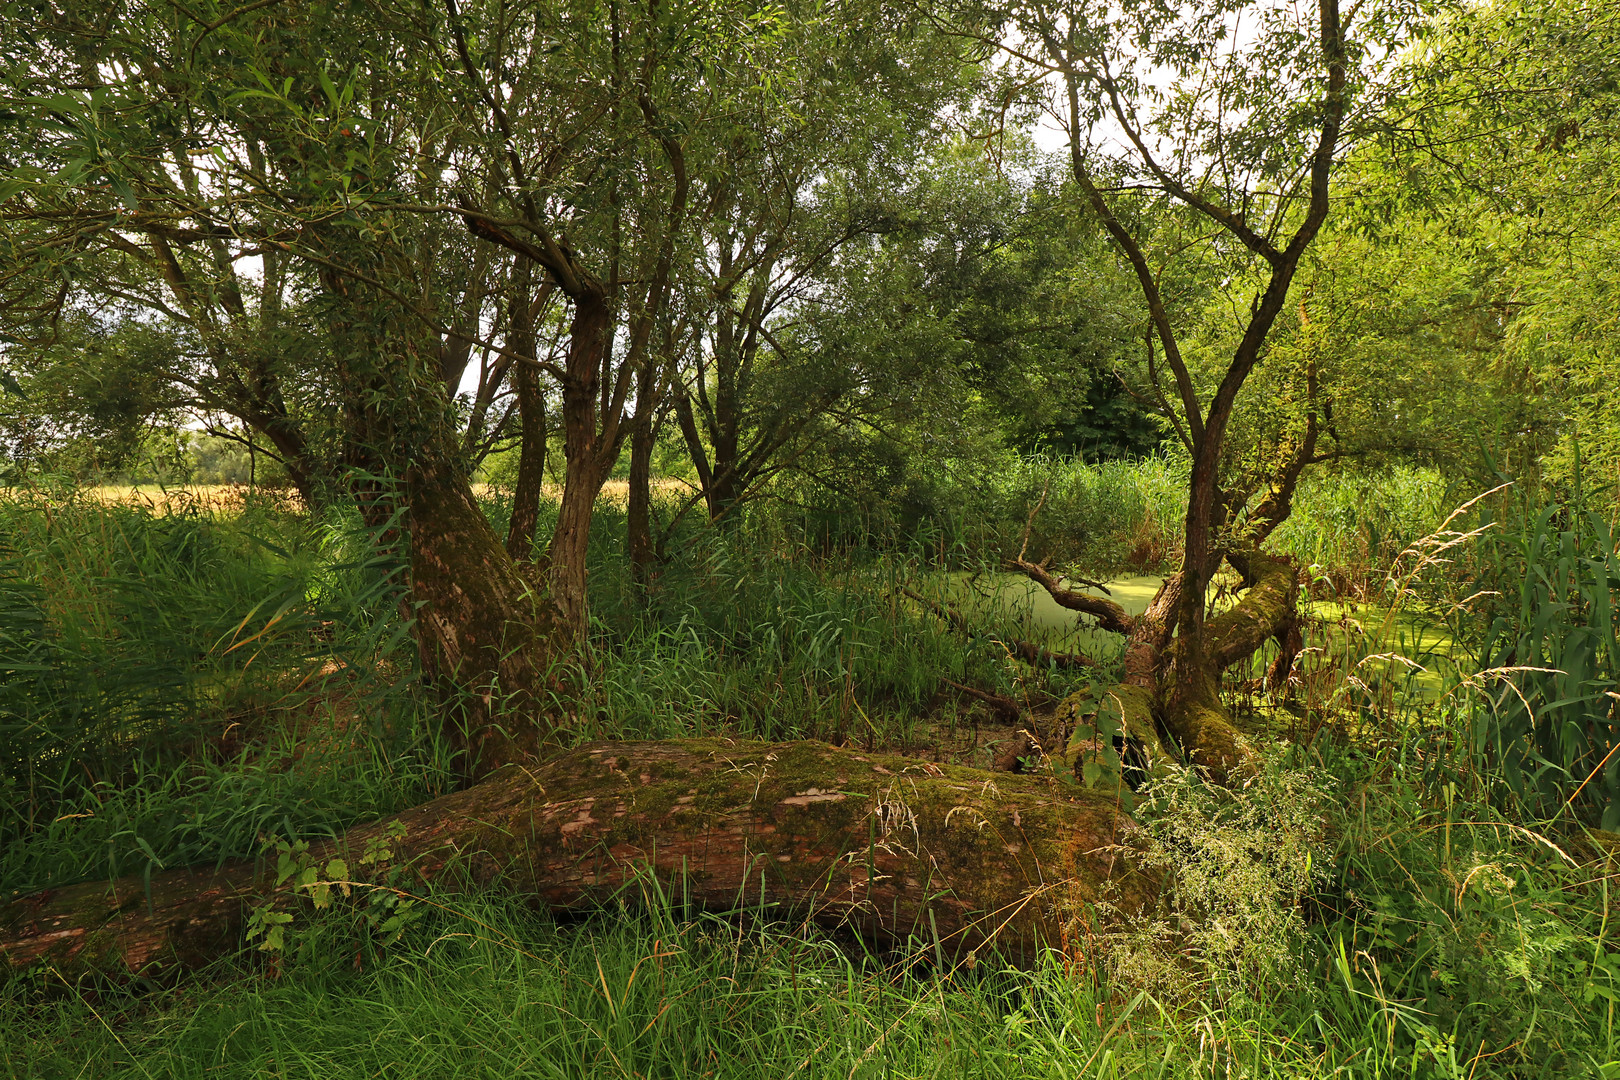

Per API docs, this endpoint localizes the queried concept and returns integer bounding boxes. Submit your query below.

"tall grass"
[6,469,1618,1079]
[755,453,1453,587]
[584,524,1067,747]
[1274,466,1458,600]
[0,488,453,897]
[6,727,1616,1078]
[753,451,1187,575]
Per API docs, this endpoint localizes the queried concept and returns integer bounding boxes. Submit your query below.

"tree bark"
[407,450,565,776]
[1006,553,1302,784]
[545,288,614,642]
[626,408,659,591]
[628,327,680,593]
[505,260,550,562]
[2,740,1151,977]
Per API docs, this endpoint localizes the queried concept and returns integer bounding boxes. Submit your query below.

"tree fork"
[1156,554,1302,781]
[2,741,1151,978]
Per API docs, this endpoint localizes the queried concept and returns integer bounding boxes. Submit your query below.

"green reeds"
[1458,498,1620,827]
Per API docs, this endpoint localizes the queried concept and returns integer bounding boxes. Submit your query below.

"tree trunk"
[1007,551,1300,784]
[505,260,549,562]
[545,290,614,641]
[626,410,658,592]
[407,450,565,776]
[2,740,1150,977]
[505,355,549,563]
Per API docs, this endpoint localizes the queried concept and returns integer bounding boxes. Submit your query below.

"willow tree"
[0,0,783,771]
[966,0,1425,776]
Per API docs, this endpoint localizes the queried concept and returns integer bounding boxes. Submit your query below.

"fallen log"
[2,739,1150,977]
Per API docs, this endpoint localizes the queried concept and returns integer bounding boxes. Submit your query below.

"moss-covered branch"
[1207,553,1299,671]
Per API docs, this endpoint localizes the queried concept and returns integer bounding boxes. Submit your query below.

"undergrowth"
[2,473,1617,1079]
[0,489,452,898]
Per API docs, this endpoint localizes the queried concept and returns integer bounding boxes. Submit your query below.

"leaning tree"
[956,0,1422,778]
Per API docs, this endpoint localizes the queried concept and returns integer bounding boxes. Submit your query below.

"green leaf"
[108,176,138,212]
[317,67,340,111]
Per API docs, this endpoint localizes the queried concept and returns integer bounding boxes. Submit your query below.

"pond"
[915,570,1462,697]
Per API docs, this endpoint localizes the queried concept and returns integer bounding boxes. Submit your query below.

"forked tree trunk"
[1026,0,1346,781]
[1008,550,1300,783]
[1,740,1151,977]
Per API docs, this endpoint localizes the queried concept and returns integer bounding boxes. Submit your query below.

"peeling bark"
[2,740,1150,977]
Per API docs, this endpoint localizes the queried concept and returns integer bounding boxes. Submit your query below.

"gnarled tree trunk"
[406,450,568,776]
[1007,548,1300,783]
[2,740,1150,977]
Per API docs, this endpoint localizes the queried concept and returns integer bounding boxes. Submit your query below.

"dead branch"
[899,587,1098,671]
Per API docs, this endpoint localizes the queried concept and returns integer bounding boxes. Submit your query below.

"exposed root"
[1057,684,1166,792]
[1162,690,1259,785]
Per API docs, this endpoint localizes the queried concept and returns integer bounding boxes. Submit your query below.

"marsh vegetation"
[4,0,1620,1074]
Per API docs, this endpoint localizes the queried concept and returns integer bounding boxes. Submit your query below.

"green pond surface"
[916,572,1461,696]
[922,572,1166,660]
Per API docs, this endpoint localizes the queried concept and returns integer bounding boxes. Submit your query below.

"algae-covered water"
[918,572,1164,662]
[916,571,1461,696]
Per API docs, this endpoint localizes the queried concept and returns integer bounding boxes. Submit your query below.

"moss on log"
[1056,685,1169,785]
[1207,554,1300,671]
[3,740,1150,978]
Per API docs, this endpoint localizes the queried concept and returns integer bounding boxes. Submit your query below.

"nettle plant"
[245,821,421,960]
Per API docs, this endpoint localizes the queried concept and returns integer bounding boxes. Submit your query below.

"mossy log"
[2,740,1150,978]
[1058,684,1168,785]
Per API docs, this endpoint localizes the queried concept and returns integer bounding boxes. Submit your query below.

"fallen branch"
[940,677,1021,723]
[899,587,1097,670]
[1010,486,1134,636]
